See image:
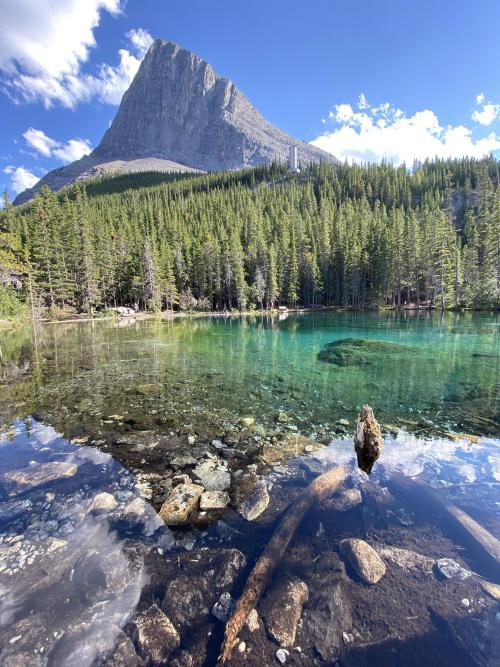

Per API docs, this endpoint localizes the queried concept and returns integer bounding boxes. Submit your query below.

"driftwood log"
[219,465,347,663]
[390,473,500,574]
[354,405,384,474]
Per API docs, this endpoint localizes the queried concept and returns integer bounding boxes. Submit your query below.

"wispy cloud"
[0,1,152,108]
[311,93,500,165]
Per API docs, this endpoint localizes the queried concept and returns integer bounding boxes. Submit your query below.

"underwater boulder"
[317,337,413,367]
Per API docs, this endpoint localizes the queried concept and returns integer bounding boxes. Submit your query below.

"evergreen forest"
[1,157,499,318]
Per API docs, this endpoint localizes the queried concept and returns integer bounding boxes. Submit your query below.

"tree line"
[0,156,499,317]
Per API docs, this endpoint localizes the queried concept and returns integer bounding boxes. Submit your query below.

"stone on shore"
[340,538,386,584]
[132,604,180,664]
[199,491,230,510]
[3,461,77,495]
[240,416,255,428]
[262,576,309,647]
[159,483,204,525]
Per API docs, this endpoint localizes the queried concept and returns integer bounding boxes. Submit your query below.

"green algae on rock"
[317,338,414,367]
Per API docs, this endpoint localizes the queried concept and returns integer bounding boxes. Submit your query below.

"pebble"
[211,592,234,623]
[436,558,472,581]
[276,648,289,664]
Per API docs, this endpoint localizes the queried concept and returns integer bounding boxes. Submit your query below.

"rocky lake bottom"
[0,312,498,666]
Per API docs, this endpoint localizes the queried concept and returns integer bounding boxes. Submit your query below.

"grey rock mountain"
[15,39,336,204]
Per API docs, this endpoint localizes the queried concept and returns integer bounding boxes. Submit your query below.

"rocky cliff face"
[15,39,336,204]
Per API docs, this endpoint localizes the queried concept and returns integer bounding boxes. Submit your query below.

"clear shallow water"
[0,312,499,665]
[0,420,499,666]
[0,311,498,441]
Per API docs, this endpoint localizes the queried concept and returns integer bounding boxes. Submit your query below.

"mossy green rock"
[318,338,412,367]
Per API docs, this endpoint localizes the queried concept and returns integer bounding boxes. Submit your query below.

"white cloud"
[0,1,153,108]
[23,128,58,157]
[127,28,154,56]
[23,128,92,163]
[3,165,40,195]
[471,104,499,126]
[53,138,92,163]
[471,100,500,126]
[311,95,500,165]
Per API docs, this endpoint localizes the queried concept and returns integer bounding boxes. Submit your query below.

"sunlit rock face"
[0,420,169,667]
[14,39,336,204]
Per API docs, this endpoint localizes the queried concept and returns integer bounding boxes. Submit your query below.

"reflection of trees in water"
[0,313,498,437]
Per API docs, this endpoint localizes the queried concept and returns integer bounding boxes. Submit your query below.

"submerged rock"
[261,433,320,464]
[302,582,352,662]
[322,488,362,512]
[159,483,204,525]
[236,476,269,521]
[317,337,412,367]
[376,545,434,573]
[211,592,234,623]
[162,574,210,627]
[435,558,472,581]
[132,604,179,663]
[262,576,309,647]
[99,631,145,667]
[340,538,386,584]
[91,492,118,512]
[276,648,289,664]
[3,461,77,495]
[199,490,230,510]
[136,384,160,396]
[192,459,230,491]
[240,416,255,428]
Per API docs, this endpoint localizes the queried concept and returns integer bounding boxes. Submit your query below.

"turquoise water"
[0,311,498,440]
[0,312,499,666]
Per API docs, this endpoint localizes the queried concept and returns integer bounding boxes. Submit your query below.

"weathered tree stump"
[354,405,383,474]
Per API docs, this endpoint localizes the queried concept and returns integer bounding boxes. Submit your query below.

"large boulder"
[317,338,413,367]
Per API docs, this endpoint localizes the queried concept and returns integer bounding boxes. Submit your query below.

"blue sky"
[2,0,500,197]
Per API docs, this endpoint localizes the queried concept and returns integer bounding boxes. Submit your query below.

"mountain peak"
[15,39,336,204]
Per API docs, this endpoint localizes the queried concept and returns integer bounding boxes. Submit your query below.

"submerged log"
[390,473,500,574]
[354,405,384,474]
[219,465,347,663]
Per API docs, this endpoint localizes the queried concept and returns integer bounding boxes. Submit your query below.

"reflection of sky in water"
[0,420,168,666]
[313,431,500,486]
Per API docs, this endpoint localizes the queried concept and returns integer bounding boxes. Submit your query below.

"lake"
[0,311,499,666]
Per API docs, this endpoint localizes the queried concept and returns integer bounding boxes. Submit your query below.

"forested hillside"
[1,157,499,317]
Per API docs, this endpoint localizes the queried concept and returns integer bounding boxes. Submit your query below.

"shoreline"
[1,305,498,328]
